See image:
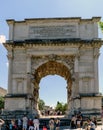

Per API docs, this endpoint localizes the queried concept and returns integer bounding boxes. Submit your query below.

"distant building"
[0,87,7,96]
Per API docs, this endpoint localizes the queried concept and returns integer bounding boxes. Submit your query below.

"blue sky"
[0,0,103,106]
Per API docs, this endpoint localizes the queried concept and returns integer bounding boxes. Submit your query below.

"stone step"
[39,118,70,128]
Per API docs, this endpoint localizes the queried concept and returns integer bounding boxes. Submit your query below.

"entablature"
[3,38,103,51]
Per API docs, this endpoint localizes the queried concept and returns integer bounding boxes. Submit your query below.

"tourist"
[54,118,60,130]
[76,115,83,129]
[33,116,40,130]
[70,115,77,129]
[92,117,97,128]
[87,118,95,130]
[9,119,15,130]
[28,118,34,130]
[28,125,34,130]
[22,115,28,130]
[9,119,17,130]
[9,120,13,130]
[17,118,22,130]
[0,119,5,130]
[49,118,54,130]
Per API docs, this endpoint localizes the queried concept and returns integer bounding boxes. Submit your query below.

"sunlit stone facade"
[3,17,102,116]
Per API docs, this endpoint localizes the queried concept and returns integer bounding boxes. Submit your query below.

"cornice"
[3,38,103,50]
[6,19,15,25]
[6,17,101,25]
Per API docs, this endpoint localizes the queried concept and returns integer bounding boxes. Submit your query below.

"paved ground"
[41,115,65,118]
[39,125,103,130]
[96,125,103,130]
[62,125,103,130]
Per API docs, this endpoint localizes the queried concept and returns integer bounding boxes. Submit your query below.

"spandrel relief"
[31,55,75,72]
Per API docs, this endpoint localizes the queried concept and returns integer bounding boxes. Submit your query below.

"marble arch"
[32,60,73,113]
[3,17,103,117]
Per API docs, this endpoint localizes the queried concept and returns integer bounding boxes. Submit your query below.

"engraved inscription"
[29,25,76,39]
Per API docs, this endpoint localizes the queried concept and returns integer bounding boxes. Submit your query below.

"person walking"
[70,115,77,129]
[87,118,95,130]
[54,118,60,130]
[9,119,17,130]
[33,116,40,130]
[76,115,83,130]
[22,115,28,130]
[0,119,5,130]
[17,118,22,130]
[28,118,34,130]
[49,118,54,130]
[92,117,97,128]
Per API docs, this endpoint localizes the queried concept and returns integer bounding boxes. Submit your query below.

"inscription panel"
[29,25,77,39]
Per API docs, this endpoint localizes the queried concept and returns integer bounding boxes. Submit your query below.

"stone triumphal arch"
[3,17,102,117]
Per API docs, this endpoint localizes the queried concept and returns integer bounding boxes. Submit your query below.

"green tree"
[62,103,67,114]
[99,21,103,32]
[55,101,63,111]
[0,96,5,110]
[55,101,67,114]
[38,99,45,110]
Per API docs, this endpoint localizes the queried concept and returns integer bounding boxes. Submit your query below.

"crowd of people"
[0,107,103,130]
[0,114,97,130]
[0,115,61,130]
[48,118,60,130]
[70,112,97,130]
[0,115,40,130]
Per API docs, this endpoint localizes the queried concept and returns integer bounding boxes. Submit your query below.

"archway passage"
[32,61,73,116]
[39,75,67,117]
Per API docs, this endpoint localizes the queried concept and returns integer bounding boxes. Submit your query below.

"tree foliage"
[38,99,45,110]
[99,21,103,32]
[0,96,5,109]
[55,101,67,114]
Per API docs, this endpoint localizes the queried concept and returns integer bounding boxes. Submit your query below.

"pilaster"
[94,52,99,93]
[74,55,79,96]
[27,54,31,73]
[7,54,13,94]
[26,54,31,93]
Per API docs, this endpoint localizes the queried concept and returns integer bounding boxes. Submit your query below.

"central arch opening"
[33,61,72,117]
[39,74,67,117]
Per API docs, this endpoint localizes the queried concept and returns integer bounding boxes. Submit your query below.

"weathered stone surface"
[3,17,103,117]
[6,17,101,41]
[0,87,7,96]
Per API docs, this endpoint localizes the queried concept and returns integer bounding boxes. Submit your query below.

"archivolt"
[33,61,72,93]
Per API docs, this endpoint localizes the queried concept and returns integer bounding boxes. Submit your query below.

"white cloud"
[0,35,6,44]
[6,62,9,68]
